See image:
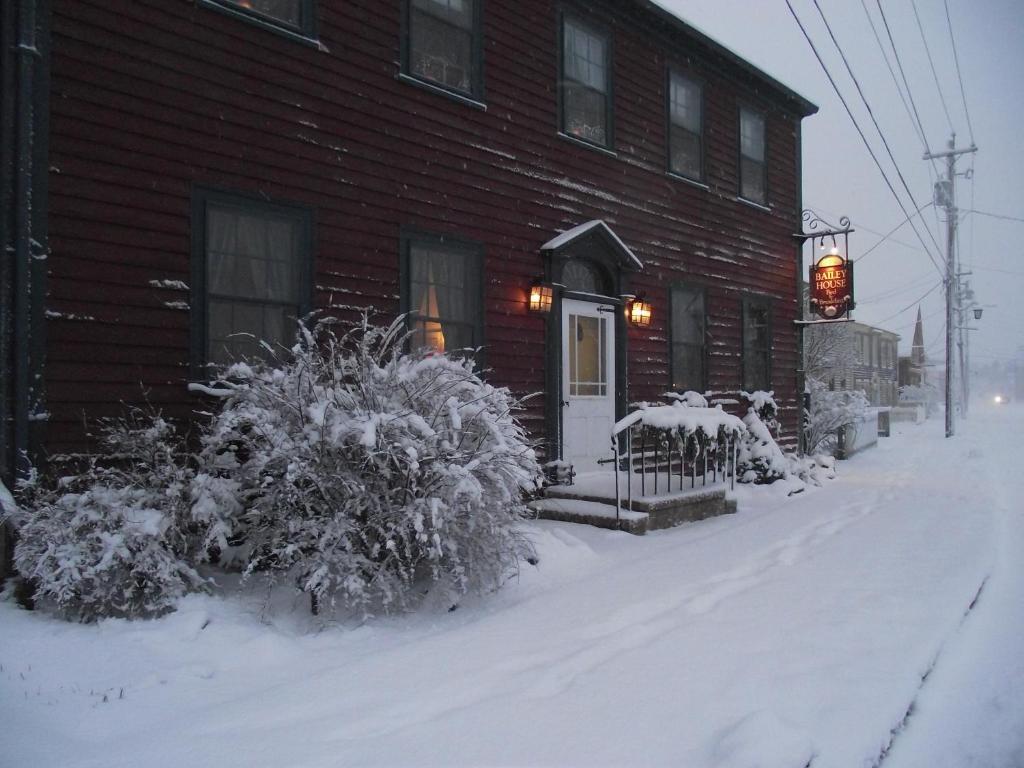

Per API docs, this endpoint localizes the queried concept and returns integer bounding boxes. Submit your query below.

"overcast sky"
[657,0,1024,368]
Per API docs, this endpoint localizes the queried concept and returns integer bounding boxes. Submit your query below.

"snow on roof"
[643,1,818,117]
[540,220,644,271]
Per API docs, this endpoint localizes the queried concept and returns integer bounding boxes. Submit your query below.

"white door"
[561,298,616,472]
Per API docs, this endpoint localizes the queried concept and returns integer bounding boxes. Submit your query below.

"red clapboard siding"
[42,0,811,456]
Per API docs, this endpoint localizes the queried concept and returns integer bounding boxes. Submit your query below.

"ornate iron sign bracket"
[795,210,856,321]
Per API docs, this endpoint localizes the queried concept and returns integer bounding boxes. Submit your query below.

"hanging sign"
[809,251,855,320]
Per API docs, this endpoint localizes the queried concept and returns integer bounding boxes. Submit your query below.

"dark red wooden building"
[2,0,817,490]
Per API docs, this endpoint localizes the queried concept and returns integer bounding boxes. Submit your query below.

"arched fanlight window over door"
[561,258,607,295]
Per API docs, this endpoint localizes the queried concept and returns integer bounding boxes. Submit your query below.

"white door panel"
[561,299,616,472]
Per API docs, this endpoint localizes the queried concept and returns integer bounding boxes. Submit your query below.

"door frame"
[539,222,642,465]
[559,297,619,469]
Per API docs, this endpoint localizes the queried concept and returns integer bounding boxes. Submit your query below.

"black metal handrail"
[610,407,745,524]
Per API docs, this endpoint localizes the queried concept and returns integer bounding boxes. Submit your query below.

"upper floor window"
[668,72,703,181]
[742,298,771,391]
[192,189,312,368]
[561,17,611,149]
[402,233,483,357]
[739,107,767,204]
[215,0,316,37]
[405,0,482,99]
[670,285,706,393]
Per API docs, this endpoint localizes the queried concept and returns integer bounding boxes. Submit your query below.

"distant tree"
[804,377,869,455]
[804,322,855,381]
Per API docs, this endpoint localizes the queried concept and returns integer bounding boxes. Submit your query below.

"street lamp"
[973,307,983,320]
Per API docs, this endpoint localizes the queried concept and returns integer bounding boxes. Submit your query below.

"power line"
[872,280,944,326]
[875,0,934,152]
[806,204,923,252]
[910,0,956,135]
[963,208,1024,224]
[860,0,928,151]
[804,0,946,275]
[858,268,937,304]
[969,265,1024,277]
[856,201,935,262]
[943,0,975,144]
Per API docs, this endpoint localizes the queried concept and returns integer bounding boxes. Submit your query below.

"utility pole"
[924,134,977,438]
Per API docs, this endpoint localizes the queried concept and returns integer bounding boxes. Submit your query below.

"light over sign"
[809,252,855,320]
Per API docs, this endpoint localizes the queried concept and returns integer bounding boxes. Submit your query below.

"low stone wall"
[837,411,879,459]
[891,404,926,424]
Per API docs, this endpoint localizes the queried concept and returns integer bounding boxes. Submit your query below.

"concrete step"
[538,482,737,534]
[529,497,649,535]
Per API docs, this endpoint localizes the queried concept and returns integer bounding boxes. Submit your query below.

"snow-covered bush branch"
[735,391,789,484]
[192,312,541,615]
[13,407,206,621]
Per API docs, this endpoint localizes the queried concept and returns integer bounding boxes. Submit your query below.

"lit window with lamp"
[403,234,483,357]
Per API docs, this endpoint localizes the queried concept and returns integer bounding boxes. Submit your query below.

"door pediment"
[541,220,644,274]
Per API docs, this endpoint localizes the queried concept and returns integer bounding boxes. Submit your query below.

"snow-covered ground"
[3,405,1022,768]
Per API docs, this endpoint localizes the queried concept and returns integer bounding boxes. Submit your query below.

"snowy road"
[2,406,1022,768]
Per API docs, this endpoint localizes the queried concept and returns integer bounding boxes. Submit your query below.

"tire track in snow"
[872,576,989,768]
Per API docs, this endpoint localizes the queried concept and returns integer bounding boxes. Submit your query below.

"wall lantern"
[528,282,553,314]
[973,307,983,320]
[629,296,653,327]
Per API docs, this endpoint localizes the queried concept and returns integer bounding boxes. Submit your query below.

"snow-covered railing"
[610,402,746,522]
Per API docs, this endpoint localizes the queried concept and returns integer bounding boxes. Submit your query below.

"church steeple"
[911,306,925,366]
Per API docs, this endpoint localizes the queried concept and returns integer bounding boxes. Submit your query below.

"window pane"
[670,125,701,179]
[740,108,765,160]
[204,198,304,367]
[743,304,770,391]
[563,83,607,145]
[670,74,701,133]
[672,343,704,394]
[410,7,474,93]
[671,287,705,392]
[412,0,473,30]
[207,204,299,302]
[408,242,478,355]
[564,21,607,93]
[226,0,301,27]
[569,314,607,397]
[741,156,766,203]
[671,287,704,344]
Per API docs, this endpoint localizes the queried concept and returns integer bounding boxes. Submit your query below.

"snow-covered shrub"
[664,390,709,408]
[192,313,541,614]
[736,391,788,484]
[785,453,836,486]
[13,408,205,622]
[804,378,869,456]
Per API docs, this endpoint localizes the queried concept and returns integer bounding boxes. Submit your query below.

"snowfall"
[2,405,1022,768]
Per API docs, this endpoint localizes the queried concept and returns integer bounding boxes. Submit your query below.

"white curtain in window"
[208,206,296,301]
[411,245,469,349]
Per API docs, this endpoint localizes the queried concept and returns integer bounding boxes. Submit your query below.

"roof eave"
[639,1,819,118]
